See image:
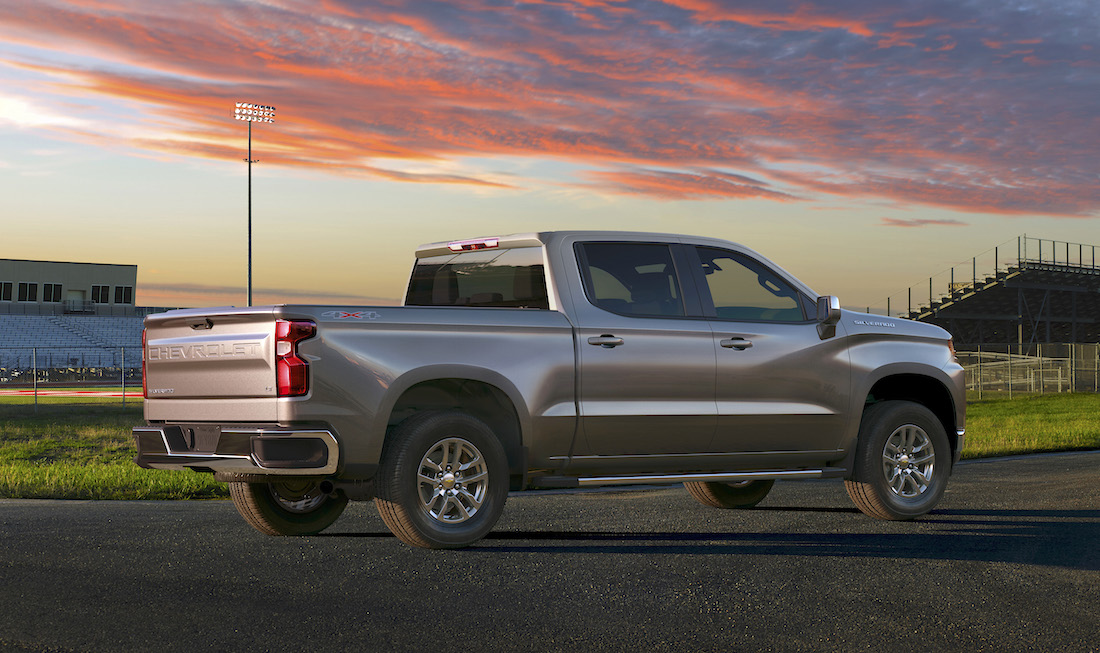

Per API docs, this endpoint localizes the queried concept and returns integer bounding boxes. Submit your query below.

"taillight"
[275,320,316,397]
[141,328,148,398]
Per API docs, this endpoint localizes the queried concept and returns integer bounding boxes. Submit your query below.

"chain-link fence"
[0,347,141,411]
[958,343,1100,399]
[4,343,1098,409]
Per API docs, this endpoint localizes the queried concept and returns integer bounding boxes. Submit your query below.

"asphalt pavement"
[1,451,1098,652]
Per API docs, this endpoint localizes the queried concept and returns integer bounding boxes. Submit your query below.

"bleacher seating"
[0,315,144,370]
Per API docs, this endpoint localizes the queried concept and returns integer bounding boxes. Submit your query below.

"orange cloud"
[662,0,875,37]
[587,168,797,200]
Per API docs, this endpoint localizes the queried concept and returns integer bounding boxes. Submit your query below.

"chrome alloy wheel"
[881,424,936,498]
[268,480,327,514]
[417,437,489,524]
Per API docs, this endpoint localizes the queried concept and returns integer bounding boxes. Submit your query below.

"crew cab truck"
[134,231,966,549]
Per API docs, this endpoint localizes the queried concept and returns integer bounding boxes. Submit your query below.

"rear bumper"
[133,425,339,476]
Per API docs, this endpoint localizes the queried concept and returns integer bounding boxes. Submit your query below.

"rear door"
[569,241,716,457]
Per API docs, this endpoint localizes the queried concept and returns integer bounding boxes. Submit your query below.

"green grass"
[0,395,1097,500]
[963,393,1100,459]
[0,406,226,500]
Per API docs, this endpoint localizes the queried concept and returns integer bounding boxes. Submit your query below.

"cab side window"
[696,247,806,322]
[578,243,686,317]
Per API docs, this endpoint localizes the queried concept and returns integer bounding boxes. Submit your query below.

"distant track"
[0,389,142,397]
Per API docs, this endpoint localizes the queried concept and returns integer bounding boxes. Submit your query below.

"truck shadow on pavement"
[466,508,1100,570]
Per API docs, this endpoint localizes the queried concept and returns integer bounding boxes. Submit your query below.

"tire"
[845,400,951,520]
[229,479,348,536]
[374,411,509,549]
[684,479,775,509]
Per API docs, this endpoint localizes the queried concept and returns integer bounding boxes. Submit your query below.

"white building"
[0,258,138,316]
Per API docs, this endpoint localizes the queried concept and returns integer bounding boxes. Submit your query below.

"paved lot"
[1,451,1098,652]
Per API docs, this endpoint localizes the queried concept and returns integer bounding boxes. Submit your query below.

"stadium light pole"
[233,101,276,307]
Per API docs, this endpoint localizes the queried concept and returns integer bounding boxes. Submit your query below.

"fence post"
[1039,343,1044,394]
[1007,344,1013,399]
[121,347,126,409]
[33,347,38,414]
[977,344,982,401]
[1071,344,1076,393]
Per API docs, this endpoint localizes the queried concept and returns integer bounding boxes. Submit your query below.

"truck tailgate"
[143,308,278,408]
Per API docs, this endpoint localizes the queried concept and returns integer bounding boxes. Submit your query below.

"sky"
[1,0,1097,314]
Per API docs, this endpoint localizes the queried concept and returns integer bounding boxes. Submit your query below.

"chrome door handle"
[720,338,753,350]
[588,335,625,348]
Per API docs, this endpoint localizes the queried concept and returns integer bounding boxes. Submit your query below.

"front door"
[691,246,851,455]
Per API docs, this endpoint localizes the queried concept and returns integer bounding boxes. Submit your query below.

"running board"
[530,468,845,489]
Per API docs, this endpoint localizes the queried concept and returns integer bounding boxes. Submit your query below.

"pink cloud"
[880,217,966,228]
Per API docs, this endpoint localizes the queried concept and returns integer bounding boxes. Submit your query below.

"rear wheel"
[375,411,509,549]
[845,400,951,520]
[229,479,348,535]
[684,479,775,509]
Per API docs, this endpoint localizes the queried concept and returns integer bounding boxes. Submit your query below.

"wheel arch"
[864,372,959,458]
[377,367,528,484]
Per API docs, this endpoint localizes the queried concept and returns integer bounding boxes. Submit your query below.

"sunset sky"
[1,0,1097,313]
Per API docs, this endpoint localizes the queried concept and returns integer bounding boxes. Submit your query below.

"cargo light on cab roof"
[448,238,499,252]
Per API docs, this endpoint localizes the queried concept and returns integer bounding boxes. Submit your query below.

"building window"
[0,282,11,302]
[114,286,134,305]
[17,282,38,302]
[43,283,63,303]
[92,285,110,303]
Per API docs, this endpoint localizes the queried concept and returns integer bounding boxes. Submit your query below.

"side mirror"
[816,295,841,339]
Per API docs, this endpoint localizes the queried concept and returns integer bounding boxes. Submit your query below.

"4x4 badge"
[321,310,381,320]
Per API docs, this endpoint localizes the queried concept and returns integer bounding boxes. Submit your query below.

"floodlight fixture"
[232,100,277,306]
[234,102,276,123]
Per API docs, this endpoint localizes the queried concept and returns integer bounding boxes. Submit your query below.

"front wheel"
[229,479,348,535]
[845,400,951,520]
[684,479,775,509]
[374,411,509,549]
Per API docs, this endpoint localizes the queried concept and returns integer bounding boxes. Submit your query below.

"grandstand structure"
[1,258,148,382]
[879,236,1100,347]
[877,236,1100,395]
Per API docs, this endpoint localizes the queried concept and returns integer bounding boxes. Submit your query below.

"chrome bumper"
[133,425,340,476]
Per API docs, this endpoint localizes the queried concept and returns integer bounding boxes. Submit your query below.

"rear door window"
[577,243,686,317]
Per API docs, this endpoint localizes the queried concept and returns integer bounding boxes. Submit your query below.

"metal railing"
[958,343,1100,399]
[868,235,1100,319]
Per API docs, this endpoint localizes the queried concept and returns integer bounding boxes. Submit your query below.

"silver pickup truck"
[134,231,965,548]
